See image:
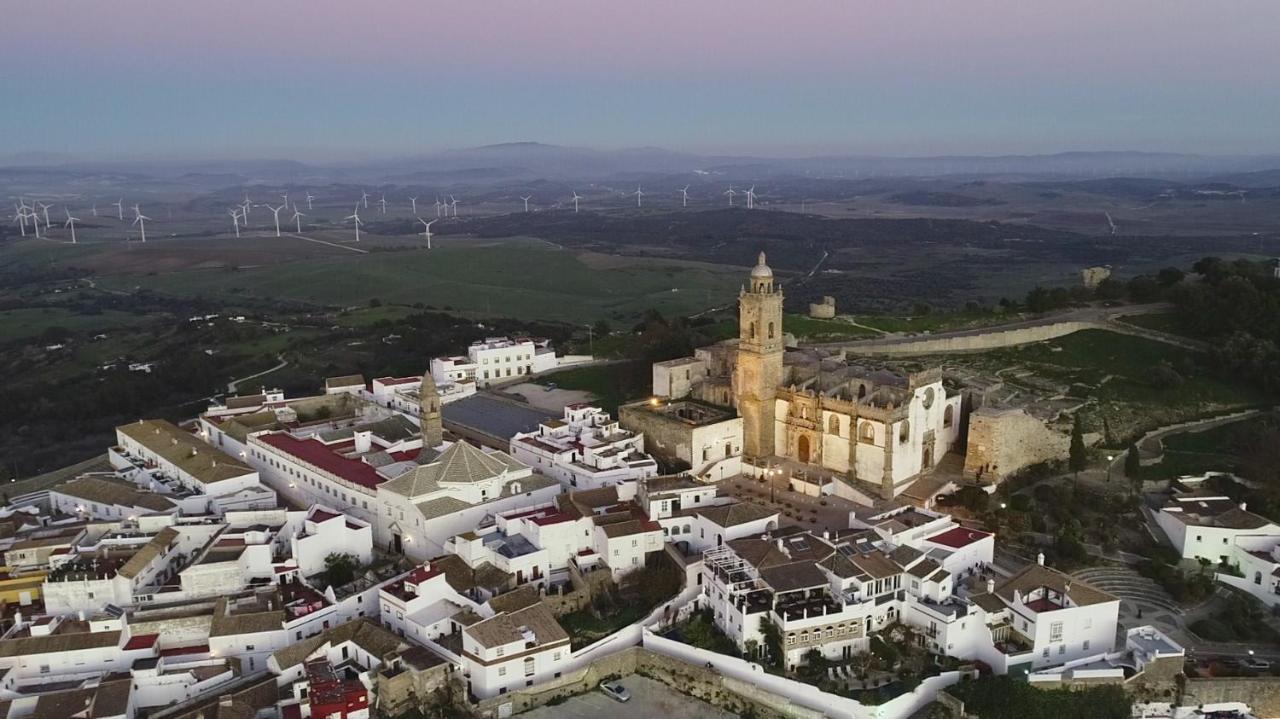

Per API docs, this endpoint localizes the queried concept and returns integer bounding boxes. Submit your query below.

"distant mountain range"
[3,143,1279,185]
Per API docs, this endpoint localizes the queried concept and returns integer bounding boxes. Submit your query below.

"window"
[859,422,876,444]
[898,420,911,443]
[943,405,954,428]
[767,322,775,339]
[498,667,506,677]
[524,657,535,677]
[1049,621,1063,643]
[496,647,504,657]
[828,415,840,435]
[1083,640,1090,651]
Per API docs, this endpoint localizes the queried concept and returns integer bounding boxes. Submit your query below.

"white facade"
[290,506,375,580]
[431,336,559,388]
[510,404,659,490]
[1155,495,1280,563]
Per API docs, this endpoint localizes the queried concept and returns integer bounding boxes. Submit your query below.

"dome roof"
[750,251,772,278]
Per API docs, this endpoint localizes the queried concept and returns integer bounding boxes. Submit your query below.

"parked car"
[599,680,631,702]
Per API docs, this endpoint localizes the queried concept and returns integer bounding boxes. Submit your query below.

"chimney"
[822,530,830,541]
[985,578,995,594]
[1036,552,1045,566]
[1241,502,1248,512]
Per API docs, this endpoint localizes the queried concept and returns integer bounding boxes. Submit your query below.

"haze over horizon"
[5,0,1280,162]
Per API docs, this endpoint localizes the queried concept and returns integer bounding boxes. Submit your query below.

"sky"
[3,0,1279,162]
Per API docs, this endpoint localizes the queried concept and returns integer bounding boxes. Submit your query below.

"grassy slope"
[95,244,742,324]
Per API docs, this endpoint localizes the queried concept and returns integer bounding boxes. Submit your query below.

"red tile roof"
[926,526,992,549]
[124,633,159,650]
[257,433,383,489]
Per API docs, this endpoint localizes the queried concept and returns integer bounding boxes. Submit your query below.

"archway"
[798,435,811,464]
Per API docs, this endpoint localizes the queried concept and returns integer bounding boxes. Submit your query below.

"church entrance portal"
[798,435,811,464]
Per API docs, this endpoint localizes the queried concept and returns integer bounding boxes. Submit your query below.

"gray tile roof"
[381,441,528,499]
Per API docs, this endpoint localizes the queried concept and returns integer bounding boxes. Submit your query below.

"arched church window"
[828,415,840,435]
[943,405,954,428]
[749,322,756,339]
[898,420,911,443]
[859,422,876,443]
[768,322,775,339]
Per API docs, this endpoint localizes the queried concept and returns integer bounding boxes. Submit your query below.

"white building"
[1155,493,1280,563]
[368,375,475,414]
[458,601,571,698]
[374,440,561,560]
[112,419,274,513]
[510,404,658,490]
[639,475,779,554]
[290,506,375,580]
[968,558,1122,671]
[431,336,560,388]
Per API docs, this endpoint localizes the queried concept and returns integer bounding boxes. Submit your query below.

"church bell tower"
[737,252,784,460]
[419,371,443,449]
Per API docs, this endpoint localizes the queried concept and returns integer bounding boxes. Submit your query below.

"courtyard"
[518,674,739,719]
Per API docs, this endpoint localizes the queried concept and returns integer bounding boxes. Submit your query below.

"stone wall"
[839,321,1100,356]
[809,297,836,319]
[963,408,1069,484]
[471,646,800,719]
[1182,677,1280,718]
[377,662,453,716]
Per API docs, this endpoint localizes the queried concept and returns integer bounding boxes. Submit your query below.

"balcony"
[776,597,842,623]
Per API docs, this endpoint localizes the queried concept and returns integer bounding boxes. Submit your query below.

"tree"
[1124,442,1141,479]
[759,617,783,670]
[322,552,361,587]
[1069,414,1088,474]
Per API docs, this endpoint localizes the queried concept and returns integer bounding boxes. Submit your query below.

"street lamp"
[1106,455,1115,483]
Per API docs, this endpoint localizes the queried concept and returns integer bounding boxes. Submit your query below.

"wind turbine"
[744,185,757,210]
[91,203,98,217]
[346,206,363,242]
[112,199,124,221]
[571,191,581,213]
[417,217,436,248]
[228,208,242,238]
[305,192,315,210]
[360,190,369,209]
[378,194,387,214]
[11,208,28,238]
[242,194,252,218]
[724,186,737,206]
[434,197,442,218]
[520,195,532,213]
[37,202,53,229]
[449,196,459,217]
[291,207,305,233]
[64,208,80,244]
[264,203,285,237]
[281,191,289,209]
[409,196,418,215]
[679,185,690,207]
[633,186,645,208]
[133,212,151,243]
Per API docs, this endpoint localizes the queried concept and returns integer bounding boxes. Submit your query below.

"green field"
[853,309,1011,334]
[783,314,879,341]
[534,361,646,413]
[944,329,1260,442]
[94,242,741,324]
[0,307,153,343]
[1118,312,1198,338]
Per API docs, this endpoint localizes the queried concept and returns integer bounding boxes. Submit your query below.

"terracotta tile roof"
[118,527,180,579]
[464,603,568,649]
[118,419,254,485]
[995,563,1117,609]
